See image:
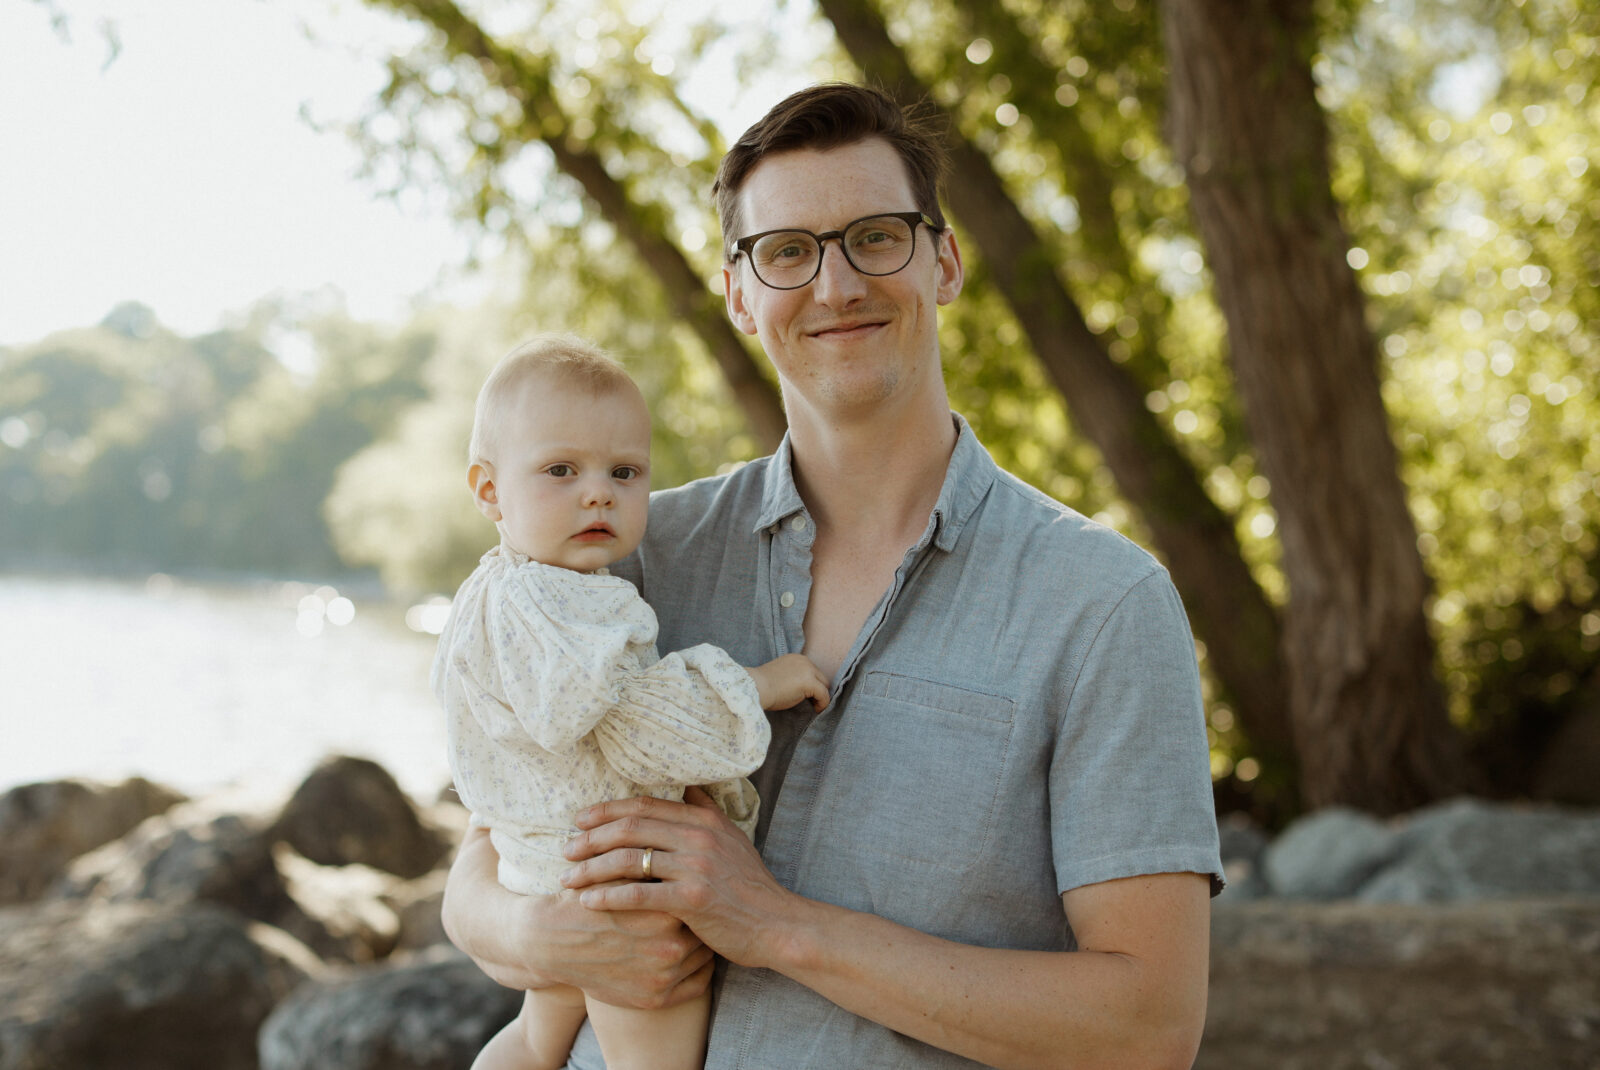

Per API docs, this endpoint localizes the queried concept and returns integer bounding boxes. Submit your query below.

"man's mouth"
[806,313,890,338]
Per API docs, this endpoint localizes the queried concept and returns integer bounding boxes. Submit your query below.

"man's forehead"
[735,137,915,231]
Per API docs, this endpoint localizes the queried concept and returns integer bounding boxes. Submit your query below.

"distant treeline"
[0,301,431,581]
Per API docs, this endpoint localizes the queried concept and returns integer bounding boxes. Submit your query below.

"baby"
[431,334,828,1070]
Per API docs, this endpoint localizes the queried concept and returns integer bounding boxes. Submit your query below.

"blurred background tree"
[4,0,1595,823]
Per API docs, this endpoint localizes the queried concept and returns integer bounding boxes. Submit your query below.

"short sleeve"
[1048,569,1224,896]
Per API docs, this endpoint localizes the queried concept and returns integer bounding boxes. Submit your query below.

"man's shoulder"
[646,457,773,536]
[981,465,1165,588]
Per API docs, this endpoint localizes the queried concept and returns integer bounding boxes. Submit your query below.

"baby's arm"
[746,653,830,711]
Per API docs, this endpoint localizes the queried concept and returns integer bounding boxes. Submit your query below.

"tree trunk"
[385,0,788,452]
[1158,0,1469,811]
[818,0,1295,767]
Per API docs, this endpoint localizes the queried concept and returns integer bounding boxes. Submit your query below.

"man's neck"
[786,393,958,543]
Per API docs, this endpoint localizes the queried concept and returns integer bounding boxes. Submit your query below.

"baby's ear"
[468,462,501,521]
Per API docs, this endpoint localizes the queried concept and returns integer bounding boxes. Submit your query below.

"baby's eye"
[612,466,640,480]
[546,464,574,477]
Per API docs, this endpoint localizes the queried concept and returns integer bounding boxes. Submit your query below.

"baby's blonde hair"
[469,333,640,464]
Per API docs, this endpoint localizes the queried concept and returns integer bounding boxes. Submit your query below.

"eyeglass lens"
[748,215,920,289]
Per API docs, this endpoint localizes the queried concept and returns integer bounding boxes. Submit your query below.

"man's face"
[470,377,652,573]
[722,138,963,422]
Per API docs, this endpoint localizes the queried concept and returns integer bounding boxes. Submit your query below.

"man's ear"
[468,462,502,521]
[934,227,965,306]
[723,263,759,336]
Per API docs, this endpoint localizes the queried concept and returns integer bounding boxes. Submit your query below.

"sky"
[0,0,498,348]
[0,0,827,351]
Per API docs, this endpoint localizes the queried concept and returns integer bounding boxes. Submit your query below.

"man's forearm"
[443,823,714,1005]
[754,875,1210,1070]
[442,825,559,990]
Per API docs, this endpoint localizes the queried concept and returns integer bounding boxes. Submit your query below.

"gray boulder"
[1357,797,1600,902]
[1202,898,1600,1069]
[1215,812,1272,902]
[258,948,522,1070]
[1261,806,1401,899]
[59,803,292,919]
[55,802,403,962]
[0,899,314,1070]
[0,776,185,903]
[272,843,401,962]
[273,756,452,879]
[384,868,450,951]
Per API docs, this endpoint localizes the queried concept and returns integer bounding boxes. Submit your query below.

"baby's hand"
[746,653,830,711]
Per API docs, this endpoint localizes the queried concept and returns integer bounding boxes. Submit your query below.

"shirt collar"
[752,413,997,552]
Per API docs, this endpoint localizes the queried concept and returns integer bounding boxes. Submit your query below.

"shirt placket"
[767,513,813,659]
[731,526,942,1070]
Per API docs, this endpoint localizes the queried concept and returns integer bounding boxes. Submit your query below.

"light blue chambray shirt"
[567,415,1222,1070]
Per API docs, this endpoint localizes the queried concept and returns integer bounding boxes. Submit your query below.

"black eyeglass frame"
[729,211,941,290]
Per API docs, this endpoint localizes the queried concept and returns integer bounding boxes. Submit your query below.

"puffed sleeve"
[470,565,658,754]
[589,643,771,789]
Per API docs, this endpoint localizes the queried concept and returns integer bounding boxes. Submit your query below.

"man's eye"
[758,237,814,264]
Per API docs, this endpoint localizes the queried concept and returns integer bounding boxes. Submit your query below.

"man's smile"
[806,317,889,340]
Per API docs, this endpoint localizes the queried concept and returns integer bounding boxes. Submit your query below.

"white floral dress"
[431,546,770,894]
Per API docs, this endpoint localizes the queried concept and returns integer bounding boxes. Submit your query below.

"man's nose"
[811,238,867,305]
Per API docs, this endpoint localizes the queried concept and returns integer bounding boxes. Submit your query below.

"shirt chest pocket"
[825,671,1016,872]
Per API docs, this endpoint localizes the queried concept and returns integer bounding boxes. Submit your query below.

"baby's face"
[485,378,651,572]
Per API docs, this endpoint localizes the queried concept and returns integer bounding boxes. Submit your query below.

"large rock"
[1357,797,1600,902]
[384,868,450,951]
[1261,806,1401,899]
[55,800,411,963]
[1202,898,1600,1069]
[258,948,522,1070]
[0,899,315,1070]
[272,844,401,963]
[59,803,292,920]
[273,756,451,879]
[0,776,185,903]
[1214,812,1271,902]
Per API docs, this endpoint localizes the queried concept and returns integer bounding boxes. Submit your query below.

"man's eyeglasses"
[730,211,938,291]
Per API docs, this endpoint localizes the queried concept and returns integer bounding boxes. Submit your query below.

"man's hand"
[559,787,803,967]
[443,824,715,1008]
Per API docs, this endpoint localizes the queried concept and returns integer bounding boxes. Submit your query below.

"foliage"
[0,299,430,578]
[1314,0,1600,790]
[11,0,1597,809]
[320,0,1598,807]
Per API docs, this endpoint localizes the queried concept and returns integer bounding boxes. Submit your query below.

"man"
[444,82,1223,1069]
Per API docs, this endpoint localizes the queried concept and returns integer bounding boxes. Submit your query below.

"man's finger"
[574,793,690,829]
[561,846,660,890]
[580,878,670,912]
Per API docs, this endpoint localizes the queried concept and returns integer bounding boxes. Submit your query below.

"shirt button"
[779,591,795,608]
[790,516,808,532]
[594,567,610,576]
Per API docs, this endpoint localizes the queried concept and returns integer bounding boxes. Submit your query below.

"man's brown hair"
[713,82,949,259]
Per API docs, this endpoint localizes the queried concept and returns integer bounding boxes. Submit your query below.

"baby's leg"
[586,992,711,1070]
[472,985,588,1070]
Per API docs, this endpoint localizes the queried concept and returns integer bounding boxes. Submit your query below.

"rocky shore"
[2,756,1597,1069]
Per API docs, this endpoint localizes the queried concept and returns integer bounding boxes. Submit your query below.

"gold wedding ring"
[641,847,654,880]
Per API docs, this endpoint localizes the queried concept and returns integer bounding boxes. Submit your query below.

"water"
[0,573,453,805]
